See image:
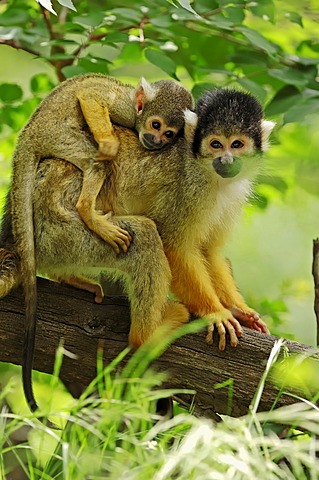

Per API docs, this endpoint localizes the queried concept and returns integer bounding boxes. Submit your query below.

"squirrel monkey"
[0,88,274,416]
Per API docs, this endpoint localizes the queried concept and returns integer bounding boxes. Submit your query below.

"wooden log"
[1,277,318,418]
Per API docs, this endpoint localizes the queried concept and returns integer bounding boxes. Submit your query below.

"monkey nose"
[213,157,242,178]
[220,155,233,165]
[142,133,164,150]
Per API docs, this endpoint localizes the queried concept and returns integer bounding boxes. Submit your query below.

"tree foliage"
[0,0,318,207]
[0,0,318,114]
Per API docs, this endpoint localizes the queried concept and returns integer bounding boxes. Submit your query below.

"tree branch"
[312,238,319,347]
[0,277,318,418]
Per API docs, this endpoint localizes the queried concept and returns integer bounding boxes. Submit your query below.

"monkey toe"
[231,306,269,333]
[205,311,242,350]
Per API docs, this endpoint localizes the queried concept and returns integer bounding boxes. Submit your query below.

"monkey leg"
[166,247,243,350]
[107,217,189,350]
[204,248,269,334]
[35,202,189,351]
[77,88,120,160]
[50,274,104,303]
[75,162,132,253]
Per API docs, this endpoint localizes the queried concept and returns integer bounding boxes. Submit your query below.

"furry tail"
[11,142,39,414]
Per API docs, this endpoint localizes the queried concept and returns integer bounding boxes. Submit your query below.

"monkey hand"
[231,306,269,334]
[205,309,243,351]
[97,135,120,161]
[93,212,132,254]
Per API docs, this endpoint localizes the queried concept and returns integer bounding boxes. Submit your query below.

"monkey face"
[139,116,179,150]
[201,133,257,178]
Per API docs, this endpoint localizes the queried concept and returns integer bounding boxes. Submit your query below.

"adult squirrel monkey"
[0,87,275,417]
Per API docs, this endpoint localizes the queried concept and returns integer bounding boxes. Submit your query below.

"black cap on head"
[193,89,264,155]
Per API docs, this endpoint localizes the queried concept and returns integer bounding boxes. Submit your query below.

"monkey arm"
[75,161,132,254]
[203,244,269,334]
[165,247,244,351]
[77,88,120,160]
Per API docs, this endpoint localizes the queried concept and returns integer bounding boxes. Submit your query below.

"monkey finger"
[250,318,269,334]
[216,322,227,351]
[231,306,269,334]
[95,295,103,303]
[109,240,121,254]
[115,230,132,248]
[227,316,243,337]
[222,319,239,348]
[206,323,215,345]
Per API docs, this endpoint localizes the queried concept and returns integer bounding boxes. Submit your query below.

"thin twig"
[312,238,319,346]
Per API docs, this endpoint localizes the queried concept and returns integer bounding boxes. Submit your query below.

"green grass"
[1,335,319,479]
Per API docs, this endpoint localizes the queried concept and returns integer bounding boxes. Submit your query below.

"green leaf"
[265,85,302,116]
[236,78,267,103]
[56,22,86,33]
[102,32,128,44]
[30,74,55,94]
[144,49,179,80]
[78,56,111,74]
[175,0,199,16]
[268,67,309,87]
[236,27,277,55]
[249,0,275,23]
[73,12,105,27]
[231,50,268,67]
[284,11,303,27]
[258,175,288,194]
[0,9,29,25]
[224,6,245,24]
[284,96,319,124]
[192,83,217,101]
[111,8,142,22]
[61,65,87,78]
[56,0,76,11]
[249,192,268,209]
[0,83,23,103]
[36,0,56,15]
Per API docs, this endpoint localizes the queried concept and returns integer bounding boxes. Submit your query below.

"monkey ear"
[261,119,276,151]
[135,78,156,115]
[184,109,198,142]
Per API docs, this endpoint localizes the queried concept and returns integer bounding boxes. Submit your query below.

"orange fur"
[129,301,189,350]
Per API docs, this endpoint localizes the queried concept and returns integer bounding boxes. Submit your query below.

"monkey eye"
[210,140,223,149]
[152,121,161,130]
[164,130,174,139]
[232,140,244,148]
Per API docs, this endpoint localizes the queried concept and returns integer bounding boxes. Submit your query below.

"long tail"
[11,142,39,414]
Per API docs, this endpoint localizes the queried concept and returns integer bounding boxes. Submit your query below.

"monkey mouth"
[213,157,242,178]
[141,138,164,150]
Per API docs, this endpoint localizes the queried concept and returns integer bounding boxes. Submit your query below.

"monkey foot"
[204,310,243,351]
[231,306,269,334]
[59,276,104,303]
[92,212,132,254]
